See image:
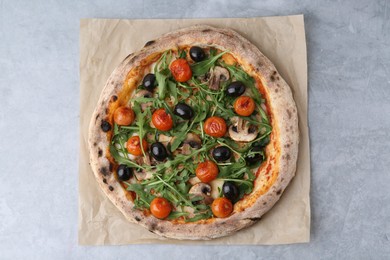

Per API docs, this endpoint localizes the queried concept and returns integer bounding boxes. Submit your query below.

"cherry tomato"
[211,197,233,218]
[150,197,172,219]
[113,106,135,126]
[126,136,148,156]
[195,160,219,183]
[170,58,192,82]
[233,96,256,116]
[152,108,173,131]
[204,116,227,138]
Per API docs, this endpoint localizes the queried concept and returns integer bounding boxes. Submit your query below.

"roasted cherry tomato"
[126,136,148,156]
[114,106,135,126]
[195,160,219,183]
[170,58,192,82]
[204,116,227,138]
[211,197,233,218]
[152,108,173,131]
[233,96,256,116]
[150,197,172,219]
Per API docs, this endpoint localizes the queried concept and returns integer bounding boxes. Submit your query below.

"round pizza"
[88,25,299,240]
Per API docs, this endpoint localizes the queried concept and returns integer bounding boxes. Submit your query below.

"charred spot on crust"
[109,186,114,191]
[95,114,100,121]
[111,95,118,102]
[101,120,111,132]
[273,71,277,75]
[276,76,280,80]
[275,88,279,93]
[286,109,292,119]
[276,189,282,195]
[93,142,97,146]
[100,167,109,176]
[263,202,267,205]
[202,29,211,33]
[98,149,103,157]
[135,216,141,222]
[149,223,157,231]
[103,178,107,184]
[248,217,262,222]
[144,40,155,47]
[270,75,275,81]
[109,163,114,171]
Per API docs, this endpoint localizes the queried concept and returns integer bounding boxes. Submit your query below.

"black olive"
[223,182,239,202]
[117,164,132,181]
[100,120,111,132]
[150,142,168,161]
[252,136,270,148]
[189,46,206,62]
[142,73,157,91]
[245,146,264,165]
[226,81,246,97]
[212,146,232,162]
[174,103,194,120]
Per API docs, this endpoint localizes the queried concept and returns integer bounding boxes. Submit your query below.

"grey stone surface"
[0,0,389,259]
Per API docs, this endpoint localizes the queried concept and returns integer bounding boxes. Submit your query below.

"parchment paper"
[79,15,310,245]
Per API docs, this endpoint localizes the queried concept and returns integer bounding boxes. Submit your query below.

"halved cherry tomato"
[126,136,148,156]
[150,197,172,219]
[114,106,135,126]
[211,197,233,218]
[170,58,192,82]
[233,96,256,116]
[204,116,227,138]
[152,108,173,131]
[195,160,219,183]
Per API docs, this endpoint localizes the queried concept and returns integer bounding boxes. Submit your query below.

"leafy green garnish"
[191,50,226,76]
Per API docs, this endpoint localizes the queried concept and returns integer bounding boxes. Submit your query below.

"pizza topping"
[150,197,172,219]
[212,146,232,162]
[234,96,256,116]
[222,182,239,203]
[204,116,227,138]
[208,66,230,91]
[170,58,192,82]
[195,160,219,183]
[173,102,194,120]
[211,197,233,218]
[150,142,168,161]
[114,106,135,126]
[117,164,133,181]
[108,47,273,222]
[126,136,148,156]
[142,73,157,91]
[189,46,206,62]
[152,108,173,131]
[226,81,246,97]
[228,117,258,142]
[188,183,213,205]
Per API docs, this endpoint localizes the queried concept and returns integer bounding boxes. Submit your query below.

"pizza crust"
[88,25,299,240]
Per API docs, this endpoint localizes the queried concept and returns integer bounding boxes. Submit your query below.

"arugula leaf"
[191,51,226,76]
[126,183,155,208]
[156,68,170,100]
[167,80,178,104]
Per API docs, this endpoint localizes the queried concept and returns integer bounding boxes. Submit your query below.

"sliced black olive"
[117,164,132,181]
[142,73,157,91]
[223,182,239,202]
[189,46,206,62]
[226,81,246,97]
[150,142,168,161]
[245,146,264,165]
[174,103,194,120]
[212,146,232,162]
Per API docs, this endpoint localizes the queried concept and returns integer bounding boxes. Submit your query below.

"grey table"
[1,0,389,259]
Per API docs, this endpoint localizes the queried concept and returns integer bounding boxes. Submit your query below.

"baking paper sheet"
[79,15,310,245]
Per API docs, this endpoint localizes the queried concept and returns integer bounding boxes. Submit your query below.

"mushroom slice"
[133,154,154,180]
[189,183,213,205]
[174,133,202,155]
[208,66,230,91]
[229,117,259,142]
[133,90,153,111]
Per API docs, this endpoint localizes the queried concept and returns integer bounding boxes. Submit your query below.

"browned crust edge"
[88,25,299,240]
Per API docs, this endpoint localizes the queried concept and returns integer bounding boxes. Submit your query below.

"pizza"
[88,25,299,240]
